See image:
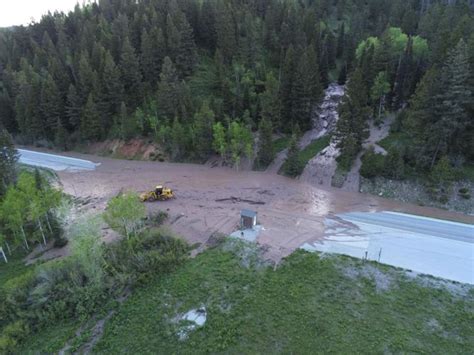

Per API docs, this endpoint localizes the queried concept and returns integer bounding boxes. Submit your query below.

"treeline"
[1,0,466,164]
[334,3,474,175]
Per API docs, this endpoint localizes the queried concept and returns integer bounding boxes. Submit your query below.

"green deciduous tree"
[104,192,146,239]
[371,71,391,120]
[229,121,253,169]
[212,121,227,161]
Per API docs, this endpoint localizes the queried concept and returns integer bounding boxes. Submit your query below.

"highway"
[341,211,473,243]
[303,211,474,284]
[18,149,99,171]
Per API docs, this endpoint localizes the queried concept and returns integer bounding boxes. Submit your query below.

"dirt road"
[55,152,473,262]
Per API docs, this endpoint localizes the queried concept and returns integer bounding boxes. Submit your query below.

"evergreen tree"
[335,69,370,169]
[175,15,198,78]
[40,74,62,140]
[436,39,472,160]
[392,38,413,109]
[260,72,281,130]
[120,101,137,140]
[140,28,165,87]
[325,32,337,69]
[81,93,101,141]
[119,37,142,107]
[0,129,18,196]
[157,57,182,120]
[319,47,330,88]
[215,2,237,63]
[54,118,68,150]
[306,44,324,106]
[405,68,442,169]
[384,149,405,180]
[100,51,123,128]
[170,117,187,160]
[292,52,312,131]
[338,62,348,85]
[280,46,296,131]
[198,0,217,50]
[213,49,232,113]
[66,84,82,130]
[336,23,345,59]
[77,52,97,103]
[193,101,215,160]
[256,117,274,169]
[283,132,301,177]
[140,29,156,85]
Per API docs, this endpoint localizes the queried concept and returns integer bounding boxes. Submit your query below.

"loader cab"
[155,185,163,195]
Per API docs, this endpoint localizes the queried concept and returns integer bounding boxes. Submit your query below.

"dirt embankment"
[82,139,167,161]
[56,152,473,263]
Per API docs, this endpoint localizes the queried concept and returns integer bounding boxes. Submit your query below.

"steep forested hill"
[0,0,472,174]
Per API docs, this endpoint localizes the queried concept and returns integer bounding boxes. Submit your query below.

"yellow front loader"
[140,185,174,202]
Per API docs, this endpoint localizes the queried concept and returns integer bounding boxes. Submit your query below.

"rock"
[175,307,207,340]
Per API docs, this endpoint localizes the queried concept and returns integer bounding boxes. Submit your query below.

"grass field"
[9,244,474,353]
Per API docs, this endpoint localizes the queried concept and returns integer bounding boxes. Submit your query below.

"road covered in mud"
[53,151,474,267]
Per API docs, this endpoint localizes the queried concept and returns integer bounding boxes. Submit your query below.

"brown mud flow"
[57,152,474,262]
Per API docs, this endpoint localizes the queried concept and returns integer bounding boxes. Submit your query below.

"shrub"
[1,318,34,351]
[360,148,385,179]
[431,156,454,186]
[146,211,169,227]
[438,194,449,204]
[459,187,469,194]
[0,334,17,354]
[0,271,36,326]
[30,258,108,322]
[53,237,68,248]
[383,149,405,180]
[3,321,30,341]
[105,229,189,286]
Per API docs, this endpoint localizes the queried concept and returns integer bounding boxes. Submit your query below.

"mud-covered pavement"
[56,152,473,262]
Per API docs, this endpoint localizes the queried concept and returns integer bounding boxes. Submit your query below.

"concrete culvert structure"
[241,209,257,229]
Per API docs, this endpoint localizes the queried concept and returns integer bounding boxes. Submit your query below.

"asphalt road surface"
[18,149,99,171]
[340,211,473,243]
[303,211,474,284]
